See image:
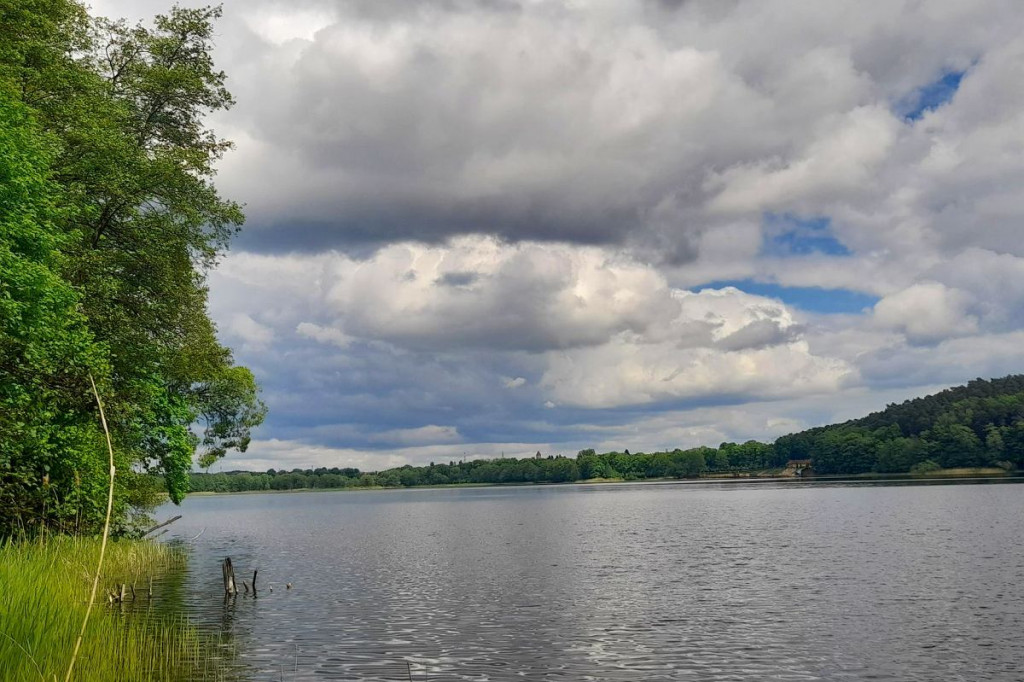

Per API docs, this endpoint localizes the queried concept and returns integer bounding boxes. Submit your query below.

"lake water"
[158,479,1024,681]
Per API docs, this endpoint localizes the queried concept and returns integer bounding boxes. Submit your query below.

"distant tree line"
[188,441,783,492]
[188,375,1024,493]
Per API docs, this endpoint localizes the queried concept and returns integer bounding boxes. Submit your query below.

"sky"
[91,0,1024,472]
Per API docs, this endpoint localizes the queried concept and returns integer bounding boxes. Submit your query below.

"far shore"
[184,467,1020,497]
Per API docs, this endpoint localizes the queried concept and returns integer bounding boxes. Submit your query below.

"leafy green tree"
[0,85,109,533]
[547,458,580,483]
[709,448,730,471]
[926,422,985,468]
[984,424,1005,461]
[874,437,928,473]
[1002,422,1024,468]
[668,449,707,478]
[909,459,942,475]
[0,1,265,535]
[811,428,879,474]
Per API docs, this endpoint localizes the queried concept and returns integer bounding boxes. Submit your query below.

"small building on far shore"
[786,459,813,477]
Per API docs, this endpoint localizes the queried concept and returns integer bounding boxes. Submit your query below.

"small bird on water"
[286,583,292,590]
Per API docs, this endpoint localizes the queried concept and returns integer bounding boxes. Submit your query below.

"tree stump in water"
[222,557,237,596]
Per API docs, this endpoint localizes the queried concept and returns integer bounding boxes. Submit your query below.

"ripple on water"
[151,481,1024,681]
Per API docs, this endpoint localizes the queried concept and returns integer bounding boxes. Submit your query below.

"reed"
[0,537,229,681]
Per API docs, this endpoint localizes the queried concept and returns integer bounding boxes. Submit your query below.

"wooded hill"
[775,375,1024,474]
[189,375,1024,493]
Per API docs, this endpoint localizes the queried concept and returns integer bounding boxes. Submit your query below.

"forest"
[774,374,1024,474]
[189,374,1024,493]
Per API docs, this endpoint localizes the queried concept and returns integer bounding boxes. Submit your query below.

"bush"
[909,459,942,475]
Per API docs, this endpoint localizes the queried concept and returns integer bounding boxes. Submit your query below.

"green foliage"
[0,85,109,534]
[777,375,1024,475]
[874,437,928,473]
[668,448,708,478]
[0,1,264,536]
[191,445,726,493]
[909,459,942,475]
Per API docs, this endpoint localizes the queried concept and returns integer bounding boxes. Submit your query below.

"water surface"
[159,480,1024,681]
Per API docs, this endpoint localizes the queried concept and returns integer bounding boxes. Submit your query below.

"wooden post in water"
[222,557,237,596]
[252,569,258,598]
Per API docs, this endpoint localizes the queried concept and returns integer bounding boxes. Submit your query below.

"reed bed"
[0,537,229,682]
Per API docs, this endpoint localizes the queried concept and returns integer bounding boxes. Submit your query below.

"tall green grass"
[0,537,229,681]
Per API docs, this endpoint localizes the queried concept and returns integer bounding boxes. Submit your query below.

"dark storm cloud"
[234,199,642,254]
[211,0,795,259]
[99,0,1024,267]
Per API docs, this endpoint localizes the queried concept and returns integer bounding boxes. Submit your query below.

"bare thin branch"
[64,375,116,682]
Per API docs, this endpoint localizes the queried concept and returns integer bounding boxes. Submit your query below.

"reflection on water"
[158,479,1024,681]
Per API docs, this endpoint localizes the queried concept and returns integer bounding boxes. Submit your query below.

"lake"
[158,479,1024,681]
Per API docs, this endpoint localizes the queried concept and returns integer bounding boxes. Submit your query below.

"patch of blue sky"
[901,70,965,121]
[761,213,851,257]
[693,279,879,315]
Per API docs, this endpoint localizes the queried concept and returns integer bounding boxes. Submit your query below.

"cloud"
[85,0,1024,470]
[368,425,462,446]
[541,338,851,409]
[857,331,1024,389]
[715,318,801,351]
[213,241,853,415]
[224,313,274,351]
[296,322,352,348]
[94,1,1024,275]
[215,241,841,375]
[78,0,1011,264]
[873,282,977,344]
[706,106,899,214]
[320,237,682,352]
[869,248,1024,345]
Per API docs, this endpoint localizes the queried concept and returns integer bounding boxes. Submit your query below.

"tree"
[0,84,109,533]
[669,449,707,478]
[0,1,264,535]
[547,458,580,483]
[926,422,984,468]
[811,428,879,474]
[984,424,1005,462]
[874,437,928,473]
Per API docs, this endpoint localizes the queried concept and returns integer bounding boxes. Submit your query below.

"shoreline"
[185,467,1021,497]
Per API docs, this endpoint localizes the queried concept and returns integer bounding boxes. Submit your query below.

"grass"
[0,537,230,682]
[915,466,1010,477]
